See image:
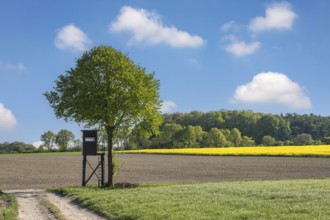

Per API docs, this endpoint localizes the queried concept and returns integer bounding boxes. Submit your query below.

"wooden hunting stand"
[81,130,105,187]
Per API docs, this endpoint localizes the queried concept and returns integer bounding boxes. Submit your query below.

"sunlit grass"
[121,145,330,157]
[52,178,330,220]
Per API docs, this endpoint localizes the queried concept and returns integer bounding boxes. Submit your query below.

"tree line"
[40,129,81,152]
[0,129,80,153]
[127,110,330,149]
[2,110,330,153]
[0,142,36,153]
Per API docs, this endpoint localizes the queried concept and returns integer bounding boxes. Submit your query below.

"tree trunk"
[106,126,114,187]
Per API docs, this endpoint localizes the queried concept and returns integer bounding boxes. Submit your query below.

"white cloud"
[110,6,205,48]
[161,100,177,113]
[249,2,297,33]
[0,103,17,131]
[221,21,240,32]
[55,24,92,52]
[226,40,260,57]
[0,60,26,72]
[232,72,311,109]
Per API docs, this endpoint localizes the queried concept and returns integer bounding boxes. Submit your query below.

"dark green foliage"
[293,133,313,145]
[283,113,330,140]
[129,110,330,149]
[241,136,256,146]
[55,129,75,151]
[323,137,330,144]
[151,123,183,148]
[0,142,36,153]
[262,135,276,146]
[173,125,204,148]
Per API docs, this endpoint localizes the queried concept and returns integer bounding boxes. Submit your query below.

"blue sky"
[1,0,330,145]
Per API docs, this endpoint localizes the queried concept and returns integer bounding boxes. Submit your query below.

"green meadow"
[52,178,330,220]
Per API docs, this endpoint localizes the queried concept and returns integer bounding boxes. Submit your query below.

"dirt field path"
[10,189,49,220]
[5,189,106,220]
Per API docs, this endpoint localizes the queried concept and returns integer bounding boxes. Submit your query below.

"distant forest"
[2,110,330,153]
[0,129,80,154]
[0,141,36,154]
[128,110,330,149]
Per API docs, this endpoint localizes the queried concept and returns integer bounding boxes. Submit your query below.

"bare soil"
[0,154,329,190]
[1,154,329,219]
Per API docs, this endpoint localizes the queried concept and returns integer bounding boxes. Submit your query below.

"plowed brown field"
[1,154,329,190]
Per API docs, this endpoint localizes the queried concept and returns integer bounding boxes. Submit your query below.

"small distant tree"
[323,137,330,144]
[41,131,56,151]
[241,136,255,146]
[230,128,242,146]
[262,135,276,146]
[293,133,313,145]
[155,123,183,148]
[173,126,204,148]
[202,128,227,147]
[71,139,82,151]
[56,129,75,151]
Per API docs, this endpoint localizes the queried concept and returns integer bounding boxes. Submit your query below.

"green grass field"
[52,178,330,220]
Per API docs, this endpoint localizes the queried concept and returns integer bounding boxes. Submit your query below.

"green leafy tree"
[241,136,255,146]
[162,112,185,125]
[262,135,276,146]
[174,125,204,148]
[221,110,261,138]
[230,128,242,146]
[44,46,162,186]
[202,128,227,147]
[255,114,280,144]
[323,137,330,144]
[41,131,56,151]
[293,133,313,145]
[152,123,183,148]
[200,111,224,131]
[56,129,75,151]
[181,111,204,127]
[277,119,292,141]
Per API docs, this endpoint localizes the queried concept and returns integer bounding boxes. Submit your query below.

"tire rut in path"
[5,189,107,220]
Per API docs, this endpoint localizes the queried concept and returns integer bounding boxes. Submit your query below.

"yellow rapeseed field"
[122,145,330,157]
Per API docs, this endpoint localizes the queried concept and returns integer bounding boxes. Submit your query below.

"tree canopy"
[41,130,56,151]
[44,45,162,186]
[55,129,75,151]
